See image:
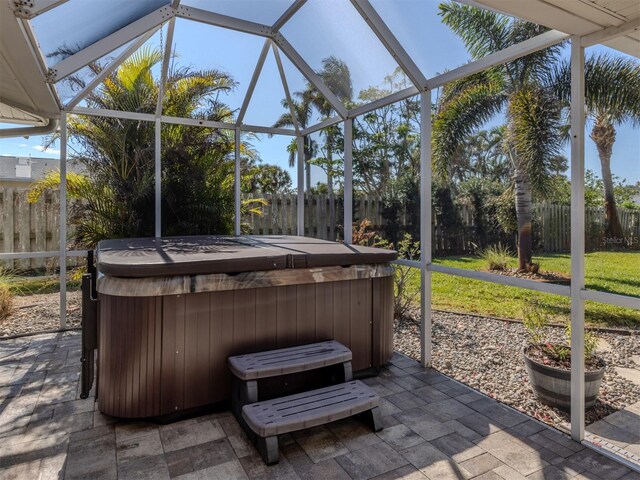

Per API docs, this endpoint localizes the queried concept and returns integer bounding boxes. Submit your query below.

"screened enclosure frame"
[2,0,640,457]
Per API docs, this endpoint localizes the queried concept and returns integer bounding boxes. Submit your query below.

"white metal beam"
[237,39,271,125]
[156,19,176,117]
[350,0,428,89]
[0,250,87,260]
[71,106,155,122]
[155,118,162,237]
[59,111,67,329]
[301,116,343,136]
[348,86,419,119]
[419,91,432,368]
[581,290,640,310]
[344,118,353,244]
[297,136,305,236]
[161,115,234,130]
[581,18,640,47]
[234,128,242,235]
[427,30,569,89]
[272,0,307,32]
[13,0,69,19]
[272,43,300,133]
[49,6,173,82]
[570,35,586,442]
[176,5,272,37]
[430,264,572,296]
[239,124,296,136]
[71,107,297,135]
[272,34,348,119]
[66,28,160,110]
[16,18,62,109]
[393,259,573,296]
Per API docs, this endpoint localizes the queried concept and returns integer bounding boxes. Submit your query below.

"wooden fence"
[0,188,62,270]
[1,188,639,270]
[244,194,640,253]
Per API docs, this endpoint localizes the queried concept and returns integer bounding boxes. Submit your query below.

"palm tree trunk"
[304,137,311,191]
[326,131,335,240]
[590,118,622,239]
[514,167,533,271]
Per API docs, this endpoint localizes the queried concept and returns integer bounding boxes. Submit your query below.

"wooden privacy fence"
[0,188,62,270]
[1,188,639,269]
[244,194,640,253]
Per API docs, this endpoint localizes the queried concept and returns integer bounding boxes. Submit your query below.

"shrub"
[565,323,599,360]
[351,223,420,320]
[352,219,377,247]
[479,243,513,271]
[524,301,600,361]
[0,268,14,322]
[392,234,421,320]
[522,301,548,345]
[0,285,12,322]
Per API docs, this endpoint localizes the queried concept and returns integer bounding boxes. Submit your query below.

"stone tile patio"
[586,402,640,467]
[1,331,639,480]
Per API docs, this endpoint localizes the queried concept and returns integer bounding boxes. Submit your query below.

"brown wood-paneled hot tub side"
[92,236,396,419]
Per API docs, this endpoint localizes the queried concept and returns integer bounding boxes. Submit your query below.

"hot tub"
[89,235,396,419]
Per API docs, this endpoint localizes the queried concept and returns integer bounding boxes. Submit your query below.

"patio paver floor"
[0,331,638,480]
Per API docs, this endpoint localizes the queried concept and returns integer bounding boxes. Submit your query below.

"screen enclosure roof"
[0,0,638,128]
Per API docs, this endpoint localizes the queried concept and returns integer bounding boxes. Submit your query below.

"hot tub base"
[97,276,393,418]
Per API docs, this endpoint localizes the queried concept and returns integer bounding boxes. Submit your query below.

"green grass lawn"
[407,251,640,329]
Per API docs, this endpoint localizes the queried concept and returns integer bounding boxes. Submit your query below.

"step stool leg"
[342,361,353,382]
[257,435,279,465]
[232,378,258,442]
[365,406,383,432]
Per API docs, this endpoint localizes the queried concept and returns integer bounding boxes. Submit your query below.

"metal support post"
[155,118,161,237]
[570,35,586,441]
[420,92,432,367]
[235,128,241,235]
[59,111,67,328]
[297,136,304,236]
[343,119,353,244]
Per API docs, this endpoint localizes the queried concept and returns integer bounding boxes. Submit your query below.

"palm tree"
[434,3,564,271]
[307,56,353,196]
[272,91,317,191]
[553,54,640,239]
[35,47,251,246]
[435,3,639,270]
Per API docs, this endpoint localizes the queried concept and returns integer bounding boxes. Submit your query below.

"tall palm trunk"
[590,117,623,239]
[326,130,335,239]
[326,130,334,196]
[514,166,533,271]
[304,137,311,191]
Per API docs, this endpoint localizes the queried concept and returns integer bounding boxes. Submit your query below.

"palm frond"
[438,2,510,59]
[432,72,507,179]
[506,86,563,196]
[551,53,640,127]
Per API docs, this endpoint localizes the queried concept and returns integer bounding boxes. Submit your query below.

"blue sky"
[1,0,638,186]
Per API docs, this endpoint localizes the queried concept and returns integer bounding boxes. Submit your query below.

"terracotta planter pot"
[522,347,605,410]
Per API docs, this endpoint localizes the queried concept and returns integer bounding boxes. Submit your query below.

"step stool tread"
[242,380,378,437]
[228,340,352,380]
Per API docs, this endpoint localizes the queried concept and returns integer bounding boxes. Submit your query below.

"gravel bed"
[0,291,81,338]
[395,310,640,427]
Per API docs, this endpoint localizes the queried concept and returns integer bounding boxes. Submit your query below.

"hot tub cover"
[97,235,397,277]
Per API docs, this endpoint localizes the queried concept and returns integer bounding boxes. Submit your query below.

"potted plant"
[522,303,605,410]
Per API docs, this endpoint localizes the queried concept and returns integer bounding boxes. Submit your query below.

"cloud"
[32,145,60,155]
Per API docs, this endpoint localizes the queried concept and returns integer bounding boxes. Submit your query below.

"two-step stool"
[228,341,382,464]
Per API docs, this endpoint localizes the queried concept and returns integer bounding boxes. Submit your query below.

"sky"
[0,0,638,187]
